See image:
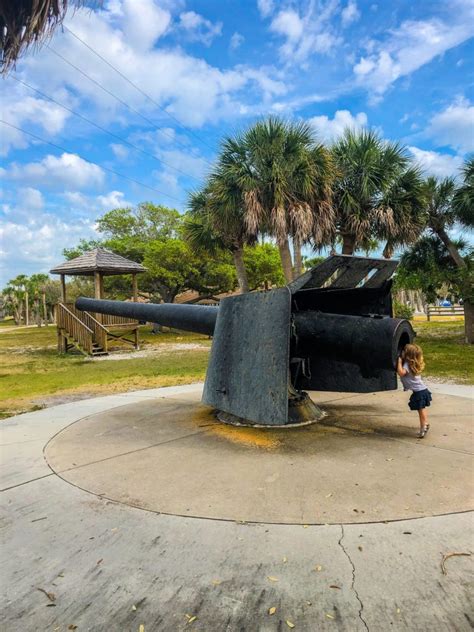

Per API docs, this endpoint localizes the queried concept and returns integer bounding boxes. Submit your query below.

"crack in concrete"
[338,525,369,632]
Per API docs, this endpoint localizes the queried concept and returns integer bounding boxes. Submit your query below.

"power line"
[11,76,203,184]
[63,25,216,153]
[0,120,185,204]
[46,44,215,168]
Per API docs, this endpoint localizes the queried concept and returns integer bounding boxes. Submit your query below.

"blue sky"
[1,0,473,285]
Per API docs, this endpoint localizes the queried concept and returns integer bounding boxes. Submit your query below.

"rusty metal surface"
[203,288,291,425]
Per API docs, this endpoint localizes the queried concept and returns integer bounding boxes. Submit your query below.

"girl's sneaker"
[418,424,430,439]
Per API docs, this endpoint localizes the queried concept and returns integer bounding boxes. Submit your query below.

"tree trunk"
[383,241,394,258]
[341,234,356,255]
[232,248,250,293]
[464,300,474,344]
[436,227,467,269]
[293,237,303,278]
[279,239,294,283]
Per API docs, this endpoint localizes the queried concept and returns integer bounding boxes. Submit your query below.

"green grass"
[0,320,471,419]
[0,325,210,419]
[413,321,473,384]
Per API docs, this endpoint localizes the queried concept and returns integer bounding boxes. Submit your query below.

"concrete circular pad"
[45,390,474,524]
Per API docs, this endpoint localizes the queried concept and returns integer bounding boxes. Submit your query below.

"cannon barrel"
[293,311,413,370]
[75,297,218,336]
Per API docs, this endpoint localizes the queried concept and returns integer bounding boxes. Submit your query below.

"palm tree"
[453,156,474,226]
[422,174,474,343]
[220,118,334,283]
[331,129,423,256]
[185,178,252,293]
[0,1,84,74]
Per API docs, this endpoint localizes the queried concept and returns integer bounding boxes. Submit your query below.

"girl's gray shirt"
[400,362,427,392]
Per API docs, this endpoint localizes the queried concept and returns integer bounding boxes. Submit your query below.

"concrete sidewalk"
[1,384,473,631]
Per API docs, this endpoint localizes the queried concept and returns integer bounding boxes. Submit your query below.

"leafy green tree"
[453,156,474,225]
[331,129,424,256]
[243,244,285,290]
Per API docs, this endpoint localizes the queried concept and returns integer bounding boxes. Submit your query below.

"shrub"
[393,300,414,320]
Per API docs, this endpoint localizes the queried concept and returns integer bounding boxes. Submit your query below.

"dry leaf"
[132,605,137,611]
[97,559,103,565]
[268,607,277,615]
[68,626,78,631]
[286,620,295,628]
[37,588,56,602]
[267,576,279,582]
[441,551,472,575]
[282,556,288,563]
[386,458,393,462]
[187,616,197,624]
[303,525,309,528]
[329,585,341,589]
[211,579,221,585]
[138,626,145,632]
[325,493,332,498]
[325,613,334,620]
[314,565,323,572]
[306,601,312,606]
[396,608,401,614]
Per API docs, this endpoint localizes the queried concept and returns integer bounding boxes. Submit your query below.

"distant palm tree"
[453,156,474,226]
[221,118,334,282]
[0,1,85,73]
[185,176,253,293]
[331,129,424,257]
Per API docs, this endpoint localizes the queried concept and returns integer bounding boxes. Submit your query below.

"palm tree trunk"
[293,237,303,278]
[232,248,250,293]
[464,300,474,344]
[383,241,394,258]
[435,227,467,269]
[341,234,356,255]
[279,239,294,283]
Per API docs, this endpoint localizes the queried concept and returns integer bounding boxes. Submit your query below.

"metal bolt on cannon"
[76,255,414,427]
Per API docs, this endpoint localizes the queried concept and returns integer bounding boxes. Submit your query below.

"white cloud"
[0,88,71,156]
[122,0,171,50]
[353,7,474,101]
[341,1,360,27]
[178,11,222,46]
[408,146,464,178]
[0,211,98,283]
[230,32,245,51]
[269,1,341,62]
[427,97,474,154]
[18,187,44,211]
[110,143,129,160]
[257,0,274,18]
[4,153,105,190]
[309,110,368,143]
[96,190,130,209]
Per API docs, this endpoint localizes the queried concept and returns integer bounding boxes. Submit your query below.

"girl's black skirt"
[409,388,432,411]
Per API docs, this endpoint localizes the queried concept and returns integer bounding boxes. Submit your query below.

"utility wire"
[63,25,216,153]
[46,44,215,168]
[0,120,184,204]
[11,76,203,183]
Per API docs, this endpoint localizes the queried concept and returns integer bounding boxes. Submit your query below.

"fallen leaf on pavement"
[268,607,276,615]
[303,525,309,528]
[37,588,56,602]
[286,620,295,628]
[314,565,323,572]
[358,546,363,551]
[267,576,279,582]
[325,493,332,498]
[97,559,103,565]
[441,552,472,575]
[138,625,145,632]
[68,626,77,631]
[325,613,334,620]
[282,557,288,563]
[211,579,221,585]
[132,605,137,611]
[187,616,197,624]
[396,608,401,614]
[329,585,341,589]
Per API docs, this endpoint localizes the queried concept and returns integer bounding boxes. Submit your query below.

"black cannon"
[76,255,414,427]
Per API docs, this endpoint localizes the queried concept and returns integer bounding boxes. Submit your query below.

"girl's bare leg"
[418,408,428,429]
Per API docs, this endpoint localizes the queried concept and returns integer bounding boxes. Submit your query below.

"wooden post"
[60,275,67,303]
[42,291,48,325]
[132,273,138,302]
[94,271,102,323]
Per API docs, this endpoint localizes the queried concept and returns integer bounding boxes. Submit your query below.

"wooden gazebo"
[50,248,146,356]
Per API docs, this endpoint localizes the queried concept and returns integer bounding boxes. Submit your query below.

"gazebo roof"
[50,248,146,276]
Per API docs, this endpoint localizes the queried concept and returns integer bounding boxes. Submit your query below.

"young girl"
[397,344,432,438]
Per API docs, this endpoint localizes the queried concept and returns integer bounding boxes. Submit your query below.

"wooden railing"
[65,303,137,328]
[56,303,93,354]
[80,310,108,352]
[427,305,464,320]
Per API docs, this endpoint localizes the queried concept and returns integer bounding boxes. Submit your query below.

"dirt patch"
[94,343,208,361]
